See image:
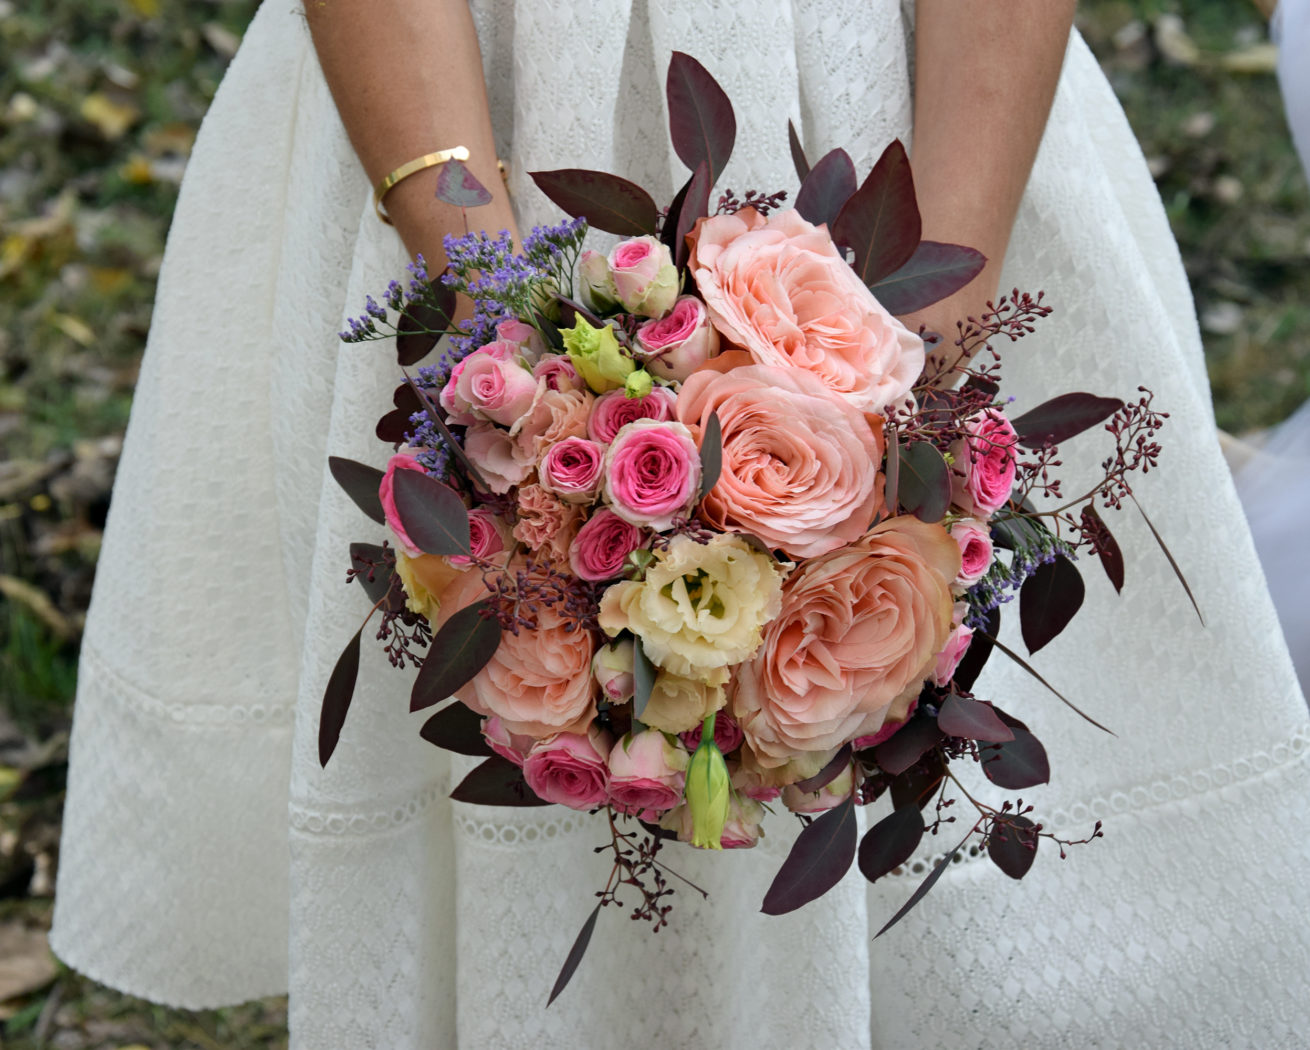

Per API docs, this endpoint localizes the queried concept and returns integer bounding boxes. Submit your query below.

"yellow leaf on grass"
[1221,43,1278,75]
[126,0,160,15]
[121,153,154,184]
[90,266,133,294]
[50,313,96,347]
[80,92,140,141]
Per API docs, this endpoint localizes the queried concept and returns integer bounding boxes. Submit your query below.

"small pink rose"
[602,420,701,530]
[592,639,635,704]
[579,249,618,310]
[587,386,677,443]
[569,508,647,582]
[609,236,679,318]
[721,793,765,849]
[950,517,994,588]
[538,436,606,504]
[496,318,546,360]
[953,409,1018,519]
[448,508,509,568]
[463,422,533,494]
[453,342,538,427]
[607,729,689,820]
[932,623,975,687]
[635,295,720,381]
[679,712,745,755]
[730,764,781,803]
[482,714,536,767]
[780,763,854,814]
[533,354,586,392]
[522,729,612,810]
[378,454,427,557]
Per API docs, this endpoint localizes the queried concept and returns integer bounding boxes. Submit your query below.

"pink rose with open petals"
[497,318,546,361]
[953,409,1018,519]
[522,729,612,810]
[482,714,536,767]
[463,422,533,494]
[609,236,678,318]
[448,508,509,569]
[950,517,994,588]
[933,623,975,687]
[512,387,594,467]
[588,386,677,443]
[635,295,720,381]
[533,354,586,392]
[569,508,646,582]
[687,207,923,412]
[451,342,538,427]
[732,517,960,766]
[378,454,428,556]
[676,361,884,559]
[440,341,516,424]
[602,421,701,530]
[607,729,689,819]
[538,436,605,504]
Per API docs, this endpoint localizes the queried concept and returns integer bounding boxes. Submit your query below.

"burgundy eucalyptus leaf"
[951,605,999,692]
[989,512,1048,552]
[391,467,471,557]
[858,805,925,884]
[666,51,737,183]
[394,382,424,411]
[883,431,901,517]
[318,627,361,768]
[698,410,722,502]
[673,161,711,270]
[434,157,493,208]
[987,815,1039,880]
[875,834,968,938]
[450,753,551,807]
[1019,554,1085,654]
[787,119,810,181]
[349,542,394,606]
[794,743,854,795]
[760,796,857,916]
[980,729,1050,790]
[794,148,857,229]
[872,714,943,777]
[895,441,951,523]
[419,700,493,757]
[328,456,386,525]
[534,310,565,351]
[1011,392,1124,449]
[1081,504,1125,594]
[660,174,694,259]
[632,636,656,722]
[529,169,659,237]
[547,903,602,1007]
[937,694,1015,744]
[888,752,945,811]
[868,241,987,316]
[1132,494,1205,626]
[396,279,456,366]
[831,139,921,287]
[410,598,502,712]
[375,408,411,445]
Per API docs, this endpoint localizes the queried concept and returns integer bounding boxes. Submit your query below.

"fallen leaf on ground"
[0,924,57,1002]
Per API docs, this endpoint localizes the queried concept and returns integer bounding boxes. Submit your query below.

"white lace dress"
[51,1,1310,1047]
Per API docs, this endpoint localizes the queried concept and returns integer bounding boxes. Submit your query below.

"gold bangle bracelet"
[373,145,471,225]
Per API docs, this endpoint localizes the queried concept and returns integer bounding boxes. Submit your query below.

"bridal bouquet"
[323,54,1186,999]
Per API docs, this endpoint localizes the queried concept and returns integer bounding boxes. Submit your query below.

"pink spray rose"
[511,387,594,467]
[635,295,720,381]
[933,605,975,687]
[687,207,923,412]
[450,341,538,427]
[482,714,536,767]
[440,341,516,424]
[676,360,884,559]
[378,453,428,557]
[463,422,533,494]
[569,508,647,582]
[533,354,586,392]
[522,729,612,810]
[592,639,635,704]
[538,436,606,504]
[950,516,994,588]
[602,420,702,530]
[679,712,745,755]
[953,409,1018,519]
[448,507,509,568]
[608,235,679,318]
[607,729,689,820]
[587,385,677,443]
[496,318,546,361]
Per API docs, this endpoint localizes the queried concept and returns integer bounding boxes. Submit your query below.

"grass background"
[0,0,1306,1045]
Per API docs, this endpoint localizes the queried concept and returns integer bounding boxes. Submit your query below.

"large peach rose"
[732,516,960,766]
[676,361,884,559]
[687,207,923,412]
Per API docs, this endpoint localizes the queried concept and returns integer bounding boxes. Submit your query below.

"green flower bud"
[562,317,635,394]
[685,715,731,850]
[624,368,654,400]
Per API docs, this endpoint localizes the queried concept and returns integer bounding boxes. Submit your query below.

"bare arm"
[304,0,519,275]
[906,0,1077,371]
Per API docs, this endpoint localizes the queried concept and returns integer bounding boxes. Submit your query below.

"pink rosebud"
[680,711,745,755]
[780,763,854,814]
[522,729,612,810]
[578,249,618,310]
[463,422,533,494]
[448,508,509,568]
[378,454,427,557]
[569,508,647,582]
[608,236,679,318]
[496,318,546,361]
[533,354,586,392]
[636,295,720,381]
[587,385,677,443]
[453,342,539,427]
[592,639,635,704]
[932,623,975,687]
[607,729,689,820]
[538,436,606,504]
[721,793,765,849]
[482,714,536,767]
[602,420,701,530]
[953,409,1018,519]
[731,764,781,803]
[852,697,920,751]
[950,517,994,588]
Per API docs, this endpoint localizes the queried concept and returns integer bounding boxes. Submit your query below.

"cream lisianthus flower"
[641,668,729,735]
[597,533,784,681]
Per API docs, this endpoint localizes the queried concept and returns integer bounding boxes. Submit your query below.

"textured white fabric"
[52,1,1310,1047]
